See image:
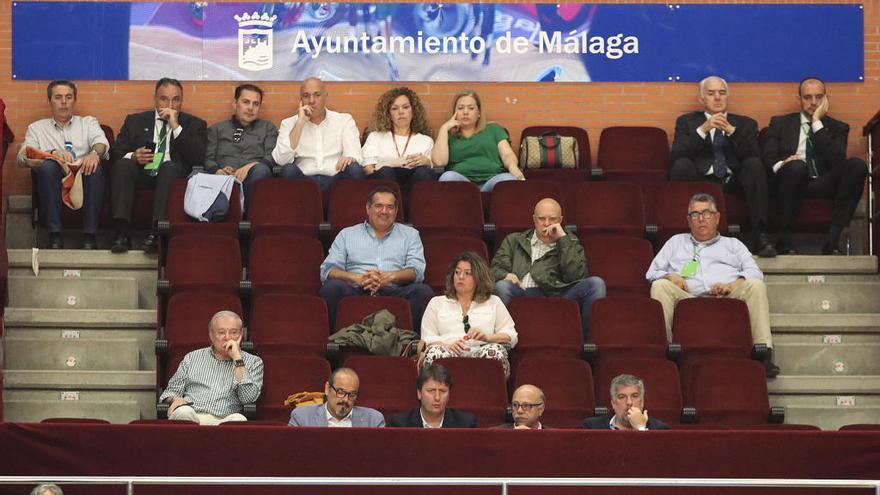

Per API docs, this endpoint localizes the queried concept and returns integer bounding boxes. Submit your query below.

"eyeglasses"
[687,209,717,220]
[233,128,244,143]
[328,382,359,400]
[213,329,242,338]
[511,402,543,412]
[462,315,470,332]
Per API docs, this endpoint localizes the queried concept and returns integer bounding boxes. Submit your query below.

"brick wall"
[1,0,875,197]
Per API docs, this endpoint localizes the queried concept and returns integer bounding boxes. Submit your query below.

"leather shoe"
[82,234,97,250]
[111,233,131,254]
[755,233,777,258]
[142,232,159,254]
[766,359,781,378]
[48,232,63,249]
[822,242,843,256]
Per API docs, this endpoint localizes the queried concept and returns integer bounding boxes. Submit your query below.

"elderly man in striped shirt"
[160,311,264,424]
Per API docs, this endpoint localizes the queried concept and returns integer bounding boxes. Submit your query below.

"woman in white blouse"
[421,251,518,377]
[362,87,437,188]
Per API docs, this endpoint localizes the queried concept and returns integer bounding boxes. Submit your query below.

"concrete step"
[4,307,155,328]
[4,337,140,371]
[767,282,880,313]
[3,399,142,424]
[769,405,880,431]
[757,255,877,274]
[4,389,158,423]
[768,375,880,394]
[771,313,880,334]
[8,276,139,310]
[773,343,880,376]
[766,273,880,283]
[3,370,155,390]
[770,394,880,407]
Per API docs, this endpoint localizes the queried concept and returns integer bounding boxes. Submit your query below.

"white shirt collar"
[420,408,444,428]
[325,404,353,427]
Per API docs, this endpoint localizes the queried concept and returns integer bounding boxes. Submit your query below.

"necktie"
[146,122,169,177]
[711,129,727,179]
[804,123,818,179]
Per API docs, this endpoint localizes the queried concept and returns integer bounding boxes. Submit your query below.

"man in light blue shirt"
[320,186,434,332]
[646,193,779,377]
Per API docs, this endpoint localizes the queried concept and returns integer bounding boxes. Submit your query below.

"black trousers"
[770,157,868,241]
[670,156,769,231]
[111,158,187,227]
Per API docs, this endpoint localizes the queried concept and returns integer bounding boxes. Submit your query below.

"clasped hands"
[443,328,492,355]
[357,269,395,295]
[664,273,742,296]
[699,113,736,136]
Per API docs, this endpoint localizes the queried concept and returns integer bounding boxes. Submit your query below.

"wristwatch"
[233,359,245,368]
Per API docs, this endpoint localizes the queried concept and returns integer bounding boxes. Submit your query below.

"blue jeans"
[241,161,273,216]
[280,162,366,190]
[438,170,517,192]
[495,277,607,339]
[34,159,105,234]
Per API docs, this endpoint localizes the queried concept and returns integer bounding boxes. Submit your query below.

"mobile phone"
[144,142,156,153]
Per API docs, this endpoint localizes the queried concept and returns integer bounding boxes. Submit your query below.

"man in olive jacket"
[491,198,606,338]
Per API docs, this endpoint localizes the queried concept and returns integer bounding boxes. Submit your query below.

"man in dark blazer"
[495,384,548,429]
[388,364,477,428]
[670,76,775,257]
[110,77,207,253]
[763,77,867,255]
[583,374,670,430]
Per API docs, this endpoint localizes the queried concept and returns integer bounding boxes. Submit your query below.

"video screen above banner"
[12,2,864,82]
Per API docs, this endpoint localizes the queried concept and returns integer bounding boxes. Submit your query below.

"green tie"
[804,122,818,179]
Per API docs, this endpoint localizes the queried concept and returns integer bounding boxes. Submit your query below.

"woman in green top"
[432,90,525,192]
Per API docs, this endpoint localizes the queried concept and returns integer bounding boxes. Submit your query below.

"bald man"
[491,198,605,338]
[272,77,364,190]
[497,384,548,429]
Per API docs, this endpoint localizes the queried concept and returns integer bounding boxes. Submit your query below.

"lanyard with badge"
[680,241,702,277]
[144,122,169,176]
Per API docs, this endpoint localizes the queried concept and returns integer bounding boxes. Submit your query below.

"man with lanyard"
[110,77,207,253]
[646,193,779,377]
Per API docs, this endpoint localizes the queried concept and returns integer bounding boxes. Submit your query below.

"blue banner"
[12,2,864,82]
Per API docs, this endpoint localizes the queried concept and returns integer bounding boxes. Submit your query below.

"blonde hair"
[450,90,487,135]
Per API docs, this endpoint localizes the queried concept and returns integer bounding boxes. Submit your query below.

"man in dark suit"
[671,76,775,257]
[583,374,670,430]
[388,364,477,428]
[110,77,207,253]
[763,77,867,255]
[496,384,548,429]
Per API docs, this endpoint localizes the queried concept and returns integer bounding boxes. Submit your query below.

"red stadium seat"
[581,235,653,297]
[249,293,329,357]
[343,355,418,418]
[673,297,764,400]
[246,179,323,238]
[587,297,668,362]
[129,419,197,425]
[596,126,670,183]
[248,235,323,296]
[434,357,508,427]
[162,179,242,238]
[571,182,646,238]
[515,357,596,428]
[507,297,583,362]
[327,179,403,240]
[489,181,565,250]
[594,357,685,426]
[839,424,880,431]
[335,295,414,332]
[519,126,592,183]
[41,418,110,424]
[257,354,331,423]
[408,181,483,239]
[158,292,243,350]
[651,181,728,248]
[689,358,781,426]
[159,234,243,296]
[422,236,489,294]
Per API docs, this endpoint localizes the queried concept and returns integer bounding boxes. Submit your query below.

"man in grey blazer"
[288,367,385,427]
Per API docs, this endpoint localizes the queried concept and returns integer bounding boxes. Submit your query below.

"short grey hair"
[699,76,728,98]
[31,484,63,495]
[610,374,645,399]
[208,310,242,332]
[688,193,717,212]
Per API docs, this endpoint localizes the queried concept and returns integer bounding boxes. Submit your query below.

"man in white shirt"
[273,77,364,190]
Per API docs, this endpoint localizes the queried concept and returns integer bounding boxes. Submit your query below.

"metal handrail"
[3,476,878,495]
